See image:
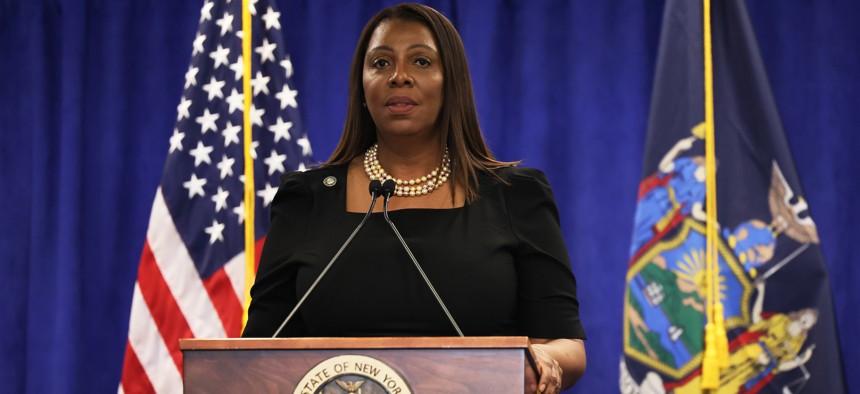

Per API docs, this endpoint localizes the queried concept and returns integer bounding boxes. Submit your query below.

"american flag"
[119,0,311,392]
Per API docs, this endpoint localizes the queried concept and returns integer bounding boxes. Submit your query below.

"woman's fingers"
[533,346,562,394]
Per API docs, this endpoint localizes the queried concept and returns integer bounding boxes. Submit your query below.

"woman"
[243,3,586,392]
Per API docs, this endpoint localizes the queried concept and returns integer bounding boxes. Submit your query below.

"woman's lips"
[386,103,417,114]
[385,96,417,114]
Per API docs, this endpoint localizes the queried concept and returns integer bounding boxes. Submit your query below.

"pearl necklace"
[363,143,451,197]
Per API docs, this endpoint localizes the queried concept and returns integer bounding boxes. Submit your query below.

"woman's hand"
[525,338,586,393]
[525,344,563,394]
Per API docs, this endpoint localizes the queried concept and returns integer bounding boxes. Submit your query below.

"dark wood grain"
[182,337,537,393]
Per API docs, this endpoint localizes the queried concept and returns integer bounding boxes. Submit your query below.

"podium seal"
[294,354,412,394]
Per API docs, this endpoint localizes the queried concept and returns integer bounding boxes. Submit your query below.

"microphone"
[379,179,465,337]
[272,179,383,337]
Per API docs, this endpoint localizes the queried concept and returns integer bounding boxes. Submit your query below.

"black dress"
[242,164,586,340]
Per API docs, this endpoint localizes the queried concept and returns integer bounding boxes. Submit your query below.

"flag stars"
[251,71,270,96]
[200,1,215,22]
[215,12,234,36]
[250,105,265,127]
[257,182,278,207]
[264,149,287,175]
[297,136,312,156]
[229,56,244,81]
[262,7,281,30]
[225,89,244,114]
[167,2,306,257]
[202,76,226,101]
[280,57,293,78]
[216,155,235,179]
[268,117,292,142]
[211,187,230,212]
[210,44,231,69]
[232,201,245,224]
[195,108,220,134]
[169,129,185,153]
[177,97,192,120]
[189,141,214,167]
[185,66,199,89]
[192,33,206,56]
[275,85,298,109]
[204,219,226,244]
[222,121,241,146]
[183,173,207,198]
[255,38,277,64]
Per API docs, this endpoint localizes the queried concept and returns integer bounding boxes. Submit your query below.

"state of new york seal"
[294,355,412,394]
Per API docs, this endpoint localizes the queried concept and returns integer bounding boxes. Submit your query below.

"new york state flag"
[620,0,845,393]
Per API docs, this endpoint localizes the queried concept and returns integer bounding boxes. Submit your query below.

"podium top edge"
[179,336,531,350]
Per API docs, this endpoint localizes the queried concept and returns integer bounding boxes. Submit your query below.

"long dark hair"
[324,3,516,202]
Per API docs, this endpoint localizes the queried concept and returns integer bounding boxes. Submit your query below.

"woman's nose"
[388,65,414,87]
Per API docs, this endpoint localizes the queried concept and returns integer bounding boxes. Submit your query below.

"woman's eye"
[372,58,389,68]
[414,58,431,67]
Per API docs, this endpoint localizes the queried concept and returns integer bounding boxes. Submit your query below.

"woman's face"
[363,19,443,140]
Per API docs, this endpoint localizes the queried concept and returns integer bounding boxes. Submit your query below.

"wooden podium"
[180,336,537,393]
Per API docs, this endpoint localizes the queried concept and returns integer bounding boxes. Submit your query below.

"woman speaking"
[243,4,587,392]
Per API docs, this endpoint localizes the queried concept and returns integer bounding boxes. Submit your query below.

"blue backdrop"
[1,1,857,393]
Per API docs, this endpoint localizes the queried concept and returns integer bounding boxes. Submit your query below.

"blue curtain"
[1,1,857,392]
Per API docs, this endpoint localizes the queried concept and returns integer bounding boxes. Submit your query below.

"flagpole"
[241,0,256,329]
[701,0,728,388]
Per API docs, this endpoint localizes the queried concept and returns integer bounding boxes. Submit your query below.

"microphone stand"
[272,180,383,337]
[380,180,465,337]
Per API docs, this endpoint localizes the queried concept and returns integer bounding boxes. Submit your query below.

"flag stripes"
[136,241,194,373]
[120,340,156,394]
[125,284,183,392]
[146,189,226,339]
[201,266,243,337]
